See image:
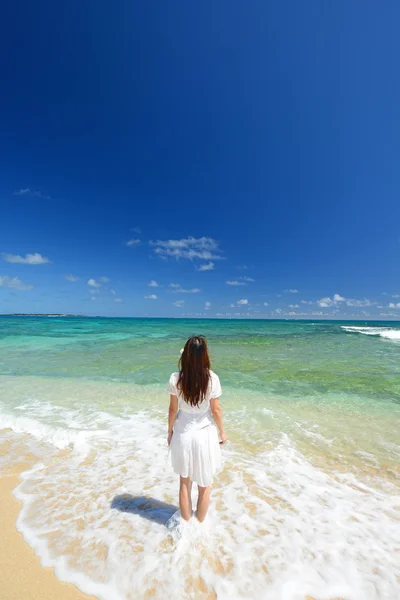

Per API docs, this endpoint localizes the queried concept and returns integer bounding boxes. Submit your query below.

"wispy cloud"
[198,262,215,271]
[90,297,96,301]
[173,300,185,307]
[126,239,141,247]
[318,295,375,308]
[236,264,248,270]
[110,289,116,295]
[392,294,400,298]
[264,302,269,306]
[145,294,158,300]
[346,298,374,307]
[288,304,300,308]
[2,252,50,265]
[226,280,246,286]
[99,277,110,283]
[317,294,345,307]
[0,276,33,290]
[241,276,255,282]
[172,287,200,294]
[389,302,400,309]
[64,274,79,282]
[148,280,159,287]
[14,188,51,200]
[205,301,211,310]
[87,278,101,288]
[89,289,100,295]
[301,300,313,305]
[150,236,223,261]
[285,289,299,294]
[130,227,141,234]
[168,283,200,293]
[115,298,123,303]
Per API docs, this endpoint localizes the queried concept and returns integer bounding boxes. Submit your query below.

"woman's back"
[168,369,221,415]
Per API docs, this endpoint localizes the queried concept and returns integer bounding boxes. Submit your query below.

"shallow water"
[0,317,399,599]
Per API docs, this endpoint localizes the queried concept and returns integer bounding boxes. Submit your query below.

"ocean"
[0,316,399,600]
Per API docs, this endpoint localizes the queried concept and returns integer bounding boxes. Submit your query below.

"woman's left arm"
[168,394,178,445]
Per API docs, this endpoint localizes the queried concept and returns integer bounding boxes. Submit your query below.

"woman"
[167,335,226,522]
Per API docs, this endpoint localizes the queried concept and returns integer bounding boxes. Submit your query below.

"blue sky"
[1,1,399,319]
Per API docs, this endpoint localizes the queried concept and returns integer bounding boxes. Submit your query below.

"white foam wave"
[9,417,400,600]
[341,325,400,341]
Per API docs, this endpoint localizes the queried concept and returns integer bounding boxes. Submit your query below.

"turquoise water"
[0,317,399,600]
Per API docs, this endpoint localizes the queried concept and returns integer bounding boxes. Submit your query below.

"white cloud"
[110,289,116,295]
[275,308,282,314]
[173,300,185,307]
[312,311,323,316]
[0,275,33,291]
[317,294,346,307]
[198,262,215,271]
[392,294,400,298]
[2,252,50,265]
[388,302,400,309]
[169,283,181,288]
[114,298,123,303]
[131,227,141,234]
[237,264,248,270]
[150,236,223,261]
[288,304,300,308]
[126,239,140,247]
[205,301,211,310]
[148,280,159,287]
[87,279,101,288]
[99,277,110,283]
[301,300,313,305]
[237,299,248,305]
[263,302,269,306]
[14,188,51,199]
[285,289,299,294]
[241,276,255,282]
[64,274,79,281]
[89,289,99,295]
[90,297,96,301]
[226,280,246,286]
[145,294,158,300]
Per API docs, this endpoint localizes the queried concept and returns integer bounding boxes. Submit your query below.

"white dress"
[168,370,222,487]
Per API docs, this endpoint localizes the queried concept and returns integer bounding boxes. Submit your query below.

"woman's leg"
[179,476,193,520]
[196,485,211,522]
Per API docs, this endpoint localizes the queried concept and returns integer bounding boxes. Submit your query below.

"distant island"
[1,313,87,317]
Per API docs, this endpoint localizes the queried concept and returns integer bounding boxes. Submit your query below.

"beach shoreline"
[0,461,96,600]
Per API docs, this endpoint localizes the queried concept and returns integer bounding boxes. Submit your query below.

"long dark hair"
[177,335,211,407]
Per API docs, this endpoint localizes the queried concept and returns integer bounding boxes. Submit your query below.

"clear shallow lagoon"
[0,317,399,599]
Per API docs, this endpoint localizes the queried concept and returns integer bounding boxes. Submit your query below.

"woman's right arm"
[210,398,227,444]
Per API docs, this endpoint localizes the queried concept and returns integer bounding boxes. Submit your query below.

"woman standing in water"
[167,335,227,522]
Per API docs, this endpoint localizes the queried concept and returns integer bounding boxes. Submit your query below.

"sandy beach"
[0,460,95,600]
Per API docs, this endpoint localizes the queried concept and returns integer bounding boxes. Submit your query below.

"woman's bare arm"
[168,394,179,445]
[210,397,227,444]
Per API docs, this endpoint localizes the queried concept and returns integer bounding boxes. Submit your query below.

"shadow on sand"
[111,494,179,526]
